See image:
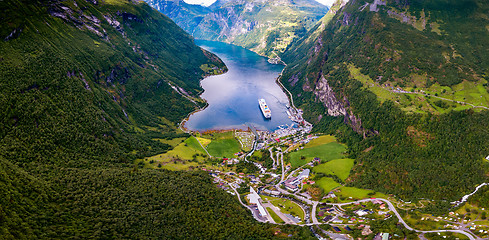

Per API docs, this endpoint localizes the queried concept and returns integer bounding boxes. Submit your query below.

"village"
[200,123,489,240]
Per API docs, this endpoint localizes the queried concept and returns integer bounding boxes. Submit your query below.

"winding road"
[325,198,480,240]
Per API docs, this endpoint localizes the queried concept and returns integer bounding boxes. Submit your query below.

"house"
[298,169,310,180]
[382,233,390,240]
[372,199,383,204]
[322,215,333,222]
[332,218,343,224]
[356,210,369,216]
[325,192,337,199]
[318,211,324,217]
[373,233,382,240]
[284,182,298,192]
[362,225,373,236]
[486,155,489,161]
[332,226,341,232]
[283,177,300,192]
[345,226,352,231]
[263,189,280,196]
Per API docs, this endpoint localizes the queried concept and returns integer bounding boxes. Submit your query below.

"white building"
[248,187,267,216]
[298,169,310,180]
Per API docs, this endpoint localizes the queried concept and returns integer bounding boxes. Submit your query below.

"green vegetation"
[280,0,489,205]
[202,131,242,158]
[289,141,345,168]
[313,158,354,181]
[140,136,208,170]
[207,138,241,158]
[264,196,305,221]
[348,64,489,114]
[146,0,329,58]
[0,0,316,238]
[336,187,386,200]
[303,135,336,148]
[267,207,285,224]
[468,185,489,208]
[316,177,341,192]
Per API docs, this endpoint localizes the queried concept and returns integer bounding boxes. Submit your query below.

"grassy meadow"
[289,141,346,168]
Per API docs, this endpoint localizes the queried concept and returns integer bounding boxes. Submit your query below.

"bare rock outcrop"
[314,75,377,137]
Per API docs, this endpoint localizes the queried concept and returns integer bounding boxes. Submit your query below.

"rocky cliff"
[280,0,489,201]
[144,0,329,58]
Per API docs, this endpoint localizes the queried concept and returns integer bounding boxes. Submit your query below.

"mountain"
[144,0,211,33]
[0,0,313,238]
[144,0,329,59]
[280,0,489,203]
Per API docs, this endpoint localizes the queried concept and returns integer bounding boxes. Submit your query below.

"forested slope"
[144,0,329,59]
[0,0,311,238]
[280,0,489,203]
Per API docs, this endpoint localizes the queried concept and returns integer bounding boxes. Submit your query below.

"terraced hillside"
[280,0,489,204]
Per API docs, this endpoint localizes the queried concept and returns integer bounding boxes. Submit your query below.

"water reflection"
[184,40,294,131]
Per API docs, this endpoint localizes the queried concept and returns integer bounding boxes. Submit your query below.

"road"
[262,202,296,224]
[280,152,285,181]
[327,198,480,240]
[392,89,489,110]
[228,184,270,223]
[194,136,212,158]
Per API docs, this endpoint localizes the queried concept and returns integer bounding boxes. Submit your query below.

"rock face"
[314,74,374,137]
[314,75,346,117]
[143,0,329,58]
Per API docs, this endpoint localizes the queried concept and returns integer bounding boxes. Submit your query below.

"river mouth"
[183,40,295,132]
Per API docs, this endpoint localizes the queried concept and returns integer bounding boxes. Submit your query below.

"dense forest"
[0,0,313,238]
[280,0,489,203]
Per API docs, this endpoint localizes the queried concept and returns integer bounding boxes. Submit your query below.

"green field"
[313,158,355,181]
[336,187,386,200]
[304,135,336,148]
[207,138,241,158]
[289,142,346,168]
[140,136,207,170]
[200,131,242,158]
[348,64,489,114]
[316,177,341,193]
[266,207,285,224]
[153,137,187,147]
[263,196,305,221]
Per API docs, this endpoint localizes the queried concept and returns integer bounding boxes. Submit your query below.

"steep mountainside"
[144,0,211,33]
[0,0,313,238]
[144,0,329,59]
[281,0,489,204]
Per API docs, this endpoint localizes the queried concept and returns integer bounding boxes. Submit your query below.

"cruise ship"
[258,98,271,119]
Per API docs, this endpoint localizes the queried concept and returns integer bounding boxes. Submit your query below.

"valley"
[2,0,489,239]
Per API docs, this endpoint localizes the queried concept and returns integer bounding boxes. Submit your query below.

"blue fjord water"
[184,40,294,131]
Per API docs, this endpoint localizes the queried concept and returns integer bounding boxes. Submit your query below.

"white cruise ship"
[258,98,271,118]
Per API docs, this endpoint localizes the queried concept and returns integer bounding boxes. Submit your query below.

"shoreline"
[180,41,306,134]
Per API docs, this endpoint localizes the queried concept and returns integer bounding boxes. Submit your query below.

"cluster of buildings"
[282,169,310,192]
[254,124,313,150]
[222,158,240,165]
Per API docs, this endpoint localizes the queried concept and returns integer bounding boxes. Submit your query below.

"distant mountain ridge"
[144,0,329,59]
